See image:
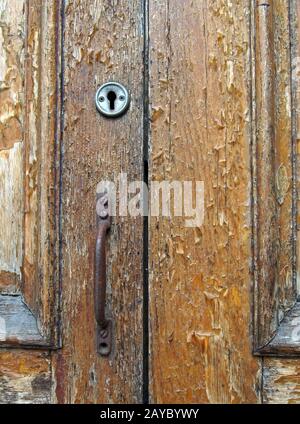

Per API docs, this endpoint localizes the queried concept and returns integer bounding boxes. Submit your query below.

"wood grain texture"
[0,0,25,291]
[263,358,300,404]
[253,0,297,352]
[0,144,23,290]
[0,0,299,405]
[293,0,300,295]
[0,272,21,294]
[0,0,61,345]
[0,350,51,404]
[0,295,45,347]
[0,0,58,404]
[261,1,300,404]
[52,0,144,403]
[23,0,61,343]
[149,0,260,403]
[259,302,300,356]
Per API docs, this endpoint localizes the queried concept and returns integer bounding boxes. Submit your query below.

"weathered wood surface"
[52,0,144,403]
[149,0,260,403]
[253,0,296,351]
[0,0,300,406]
[0,295,45,347]
[0,0,61,342]
[294,0,300,295]
[0,0,57,404]
[23,0,61,342]
[261,0,300,403]
[0,0,25,292]
[0,351,51,404]
[263,358,300,404]
[272,0,296,314]
[259,302,300,356]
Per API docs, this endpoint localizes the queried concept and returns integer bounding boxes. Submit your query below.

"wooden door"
[0,0,300,404]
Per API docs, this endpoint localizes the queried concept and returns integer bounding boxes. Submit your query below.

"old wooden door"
[1,0,300,404]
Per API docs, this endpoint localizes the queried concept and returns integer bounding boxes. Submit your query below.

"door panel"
[0,0,59,404]
[52,0,145,403]
[261,0,300,404]
[23,0,61,341]
[253,0,296,355]
[1,0,300,405]
[0,0,60,348]
[149,0,259,403]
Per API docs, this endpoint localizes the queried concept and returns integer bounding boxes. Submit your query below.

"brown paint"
[0,0,300,405]
[52,0,144,404]
[148,0,260,404]
[0,351,51,404]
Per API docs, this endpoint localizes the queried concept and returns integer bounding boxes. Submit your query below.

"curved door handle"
[95,192,111,356]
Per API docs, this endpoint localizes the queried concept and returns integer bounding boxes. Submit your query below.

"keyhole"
[107,91,117,110]
[96,83,130,117]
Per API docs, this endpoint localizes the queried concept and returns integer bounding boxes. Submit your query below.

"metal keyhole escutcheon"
[95,82,130,118]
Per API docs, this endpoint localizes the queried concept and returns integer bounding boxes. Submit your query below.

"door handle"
[95,192,112,356]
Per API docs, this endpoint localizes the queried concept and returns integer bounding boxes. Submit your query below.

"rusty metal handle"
[95,192,111,356]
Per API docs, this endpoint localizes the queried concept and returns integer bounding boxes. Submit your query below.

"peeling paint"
[0,142,23,277]
[0,0,24,288]
[149,0,260,404]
